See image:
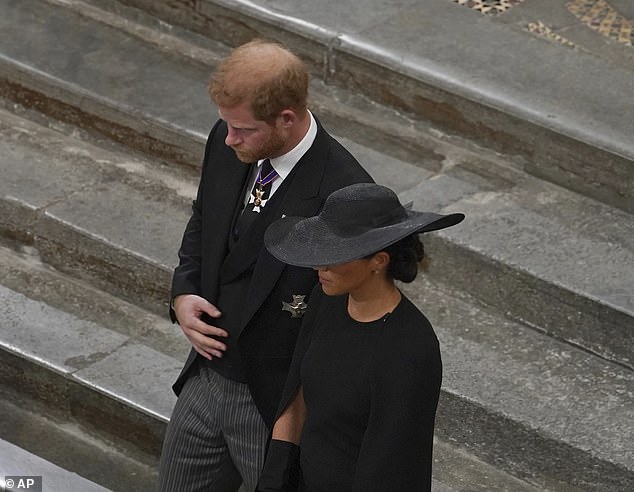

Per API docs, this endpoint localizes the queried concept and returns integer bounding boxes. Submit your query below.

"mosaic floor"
[567,0,633,47]
[450,0,525,15]
[526,21,577,48]
[451,0,633,48]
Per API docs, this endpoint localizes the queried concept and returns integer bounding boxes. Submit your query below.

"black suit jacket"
[170,117,372,427]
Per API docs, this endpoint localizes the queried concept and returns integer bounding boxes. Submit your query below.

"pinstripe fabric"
[157,363,269,492]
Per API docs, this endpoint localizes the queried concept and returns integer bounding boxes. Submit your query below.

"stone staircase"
[0,0,632,491]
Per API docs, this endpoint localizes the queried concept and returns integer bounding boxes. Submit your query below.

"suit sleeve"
[352,310,442,492]
[170,122,221,308]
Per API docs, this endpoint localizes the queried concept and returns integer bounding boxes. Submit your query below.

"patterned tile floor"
[450,0,525,15]
[452,0,632,48]
[567,0,633,47]
[527,21,577,48]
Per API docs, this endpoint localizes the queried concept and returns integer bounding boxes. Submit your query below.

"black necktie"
[233,159,279,240]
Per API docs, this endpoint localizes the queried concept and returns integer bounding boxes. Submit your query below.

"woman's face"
[314,258,377,296]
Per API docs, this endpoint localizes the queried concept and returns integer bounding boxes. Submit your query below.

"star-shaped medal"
[249,188,268,213]
[282,295,308,318]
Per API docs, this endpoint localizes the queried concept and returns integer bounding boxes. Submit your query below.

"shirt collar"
[259,111,317,180]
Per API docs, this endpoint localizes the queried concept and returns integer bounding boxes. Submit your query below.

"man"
[157,39,372,491]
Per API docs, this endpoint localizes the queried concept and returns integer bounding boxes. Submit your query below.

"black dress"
[278,286,442,492]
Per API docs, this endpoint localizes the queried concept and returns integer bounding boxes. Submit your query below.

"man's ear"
[278,109,297,128]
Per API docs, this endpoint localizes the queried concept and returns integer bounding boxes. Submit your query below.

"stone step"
[0,0,631,371]
[0,245,546,492]
[401,276,633,491]
[1,54,632,371]
[0,1,631,488]
[7,0,632,212]
[0,283,172,492]
[0,111,632,490]
[0,104,194,315]
[0,437,112,492]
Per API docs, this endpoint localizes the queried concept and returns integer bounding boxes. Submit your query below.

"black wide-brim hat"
[264,183,465,267]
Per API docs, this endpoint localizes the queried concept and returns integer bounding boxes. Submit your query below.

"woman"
[257,183,464,492]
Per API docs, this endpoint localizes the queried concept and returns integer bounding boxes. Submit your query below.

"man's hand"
[173,294,228,360]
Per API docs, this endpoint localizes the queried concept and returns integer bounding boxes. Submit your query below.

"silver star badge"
[282,295,308,318]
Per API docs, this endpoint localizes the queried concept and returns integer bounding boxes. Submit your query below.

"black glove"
[256,439,300,492]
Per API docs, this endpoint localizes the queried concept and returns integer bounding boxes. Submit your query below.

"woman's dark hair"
[384,234,425,283]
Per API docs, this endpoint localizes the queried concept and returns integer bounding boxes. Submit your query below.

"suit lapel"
[220,181,288,282]
[201,136,251,297]
[220,166,318,278]
[232,129,332,329]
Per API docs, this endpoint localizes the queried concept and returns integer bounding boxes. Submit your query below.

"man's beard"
[232,128,285,163]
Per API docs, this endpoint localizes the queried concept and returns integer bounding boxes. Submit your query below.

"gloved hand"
[256,439,300,492]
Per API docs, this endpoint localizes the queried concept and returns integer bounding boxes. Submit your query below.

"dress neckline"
[345,296,402,325]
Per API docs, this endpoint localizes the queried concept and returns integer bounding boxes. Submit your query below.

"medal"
[247,163,278,213]
[282,295,308,318]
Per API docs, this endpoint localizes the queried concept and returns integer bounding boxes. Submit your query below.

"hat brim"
[264,211,465,267]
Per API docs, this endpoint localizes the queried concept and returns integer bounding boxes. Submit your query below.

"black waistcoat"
[204,171,290,381]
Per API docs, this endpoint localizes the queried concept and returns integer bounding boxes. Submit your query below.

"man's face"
[219,102,286,163]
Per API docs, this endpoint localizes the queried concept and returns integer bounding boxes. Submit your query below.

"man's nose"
[225,127,241,146]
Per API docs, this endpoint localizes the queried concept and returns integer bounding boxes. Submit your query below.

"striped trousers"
[157,363,269,492]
